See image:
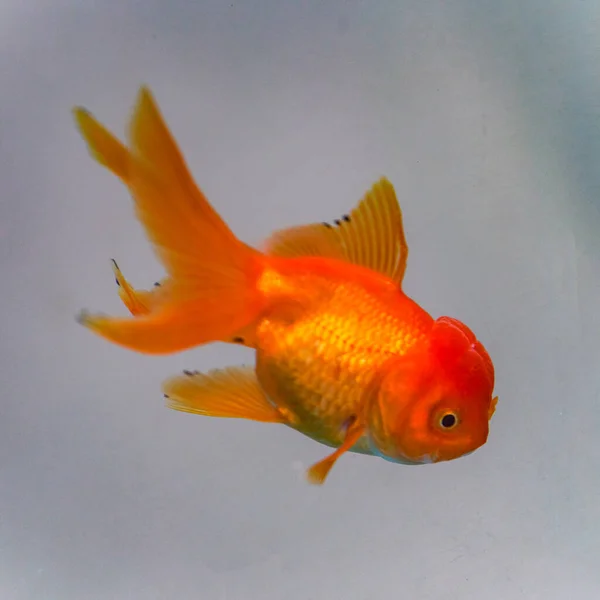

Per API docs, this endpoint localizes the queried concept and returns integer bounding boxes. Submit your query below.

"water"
[1,1,599,598]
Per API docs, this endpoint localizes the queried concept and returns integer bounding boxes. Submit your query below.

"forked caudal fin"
[74,87,268,354]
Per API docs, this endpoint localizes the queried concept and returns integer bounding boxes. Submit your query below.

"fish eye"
[439,412,458,429]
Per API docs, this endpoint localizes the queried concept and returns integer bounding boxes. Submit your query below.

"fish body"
[253,258,432,455]
[74,87,497,484]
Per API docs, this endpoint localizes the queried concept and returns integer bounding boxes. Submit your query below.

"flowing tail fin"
[110,258,167,316]
[74,87,267,354]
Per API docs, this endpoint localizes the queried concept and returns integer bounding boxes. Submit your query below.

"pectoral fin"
[306,417,366,485]
[489,396,498,420]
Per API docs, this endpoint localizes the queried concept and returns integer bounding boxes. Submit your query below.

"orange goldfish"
[73,86,498,485]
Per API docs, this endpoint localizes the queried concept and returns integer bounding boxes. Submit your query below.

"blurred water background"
[1,1,600,598]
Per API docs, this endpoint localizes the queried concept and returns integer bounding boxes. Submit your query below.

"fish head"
[366,316,497,465]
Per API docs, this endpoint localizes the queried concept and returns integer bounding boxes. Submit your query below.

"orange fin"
[74,87,268,354]
[111,259,167,316]
[109,260,259,348]
[163,366,288,423]
[73,107,130,183]
[333,178,409,286]
[263,224,346,261]
[306,418,365,485]
[489,396,498,420]
[263,178,409,287]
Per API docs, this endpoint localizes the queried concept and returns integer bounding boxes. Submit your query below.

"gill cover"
[366,316,497,464]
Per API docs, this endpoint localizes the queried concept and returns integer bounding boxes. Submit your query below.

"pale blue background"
[2,1,600,598]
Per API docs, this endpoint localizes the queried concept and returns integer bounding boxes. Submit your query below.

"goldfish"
[73,86,498,485]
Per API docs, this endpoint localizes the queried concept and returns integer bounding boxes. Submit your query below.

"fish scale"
[255,274,431,449]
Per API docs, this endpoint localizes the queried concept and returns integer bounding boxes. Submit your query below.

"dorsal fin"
[263,178,409,287]
[262,223,346,261]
